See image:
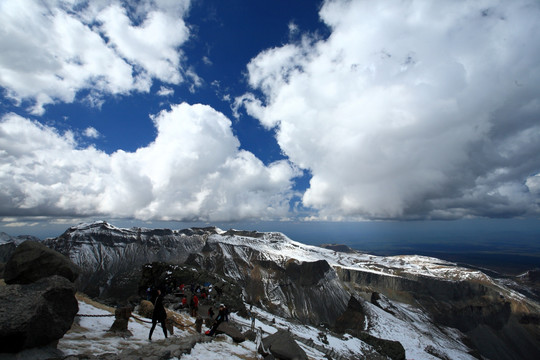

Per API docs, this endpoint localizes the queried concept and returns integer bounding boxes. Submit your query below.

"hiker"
[223,304,229,322]
[208,306,215,319]
[149,289,167,340]
[248,305,255,330]
[190,293,199,317]
[206,303,226,336]
[181,295,187,308]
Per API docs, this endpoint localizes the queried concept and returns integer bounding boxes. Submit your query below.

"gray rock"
[216,322,246,343]
[4,241,80,284]
[117,334,210,359]
[261,330,308,360]
[243,329,257,342]
[0,344,64,360]
[0,275,78,352]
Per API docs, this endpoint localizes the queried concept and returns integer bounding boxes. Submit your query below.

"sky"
[1,0,540,241]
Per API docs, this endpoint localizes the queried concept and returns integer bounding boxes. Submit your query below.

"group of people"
[146,286,231,341]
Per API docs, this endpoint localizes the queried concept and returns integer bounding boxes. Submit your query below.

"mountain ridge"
[2,220,539,359]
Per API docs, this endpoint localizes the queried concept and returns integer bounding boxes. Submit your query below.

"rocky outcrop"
[260,330,308,360]
[333,295,366,334]
[334,295,405,360]
[335,266,540,360]
[0,275,78,352]
[187,242,350,325]
[356,332,406,360]
[4,240,80,284]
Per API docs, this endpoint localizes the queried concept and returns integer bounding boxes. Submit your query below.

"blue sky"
[1,0,540,240]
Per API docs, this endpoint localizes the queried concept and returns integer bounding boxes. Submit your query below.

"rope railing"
[169,317,196,329]
[129,314,153,324]
[256,327,270,354]
[77,312,197,328]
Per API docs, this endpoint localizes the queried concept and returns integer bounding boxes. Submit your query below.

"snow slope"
[57,294,476,360]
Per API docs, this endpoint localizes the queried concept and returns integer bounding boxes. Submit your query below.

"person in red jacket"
[190,294,199,317]
[181,295,187,308]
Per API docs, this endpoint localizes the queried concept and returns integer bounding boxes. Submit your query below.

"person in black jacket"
[149,289,167,340]
[206,304,226,336]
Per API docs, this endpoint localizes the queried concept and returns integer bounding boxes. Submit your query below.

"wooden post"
[195,316,203,333]
[108,306,133,335]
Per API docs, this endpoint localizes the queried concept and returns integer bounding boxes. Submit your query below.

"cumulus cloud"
[0,0,192,114]
[0,104,298,221]
[237,0,540,220]
[83,127,100,139]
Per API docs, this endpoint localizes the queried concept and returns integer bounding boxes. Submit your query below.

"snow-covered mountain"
[42,221,211,299]
[41,221,540,360]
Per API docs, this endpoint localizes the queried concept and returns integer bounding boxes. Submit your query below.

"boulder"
[261,330,308,360]
[357,332,406,360]
[0,275,78,352]
[138,299,154,318]
[4,240,79,284]
[243,329,257,342]
[216,321,246,343]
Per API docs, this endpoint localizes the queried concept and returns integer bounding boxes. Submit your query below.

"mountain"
[42,221,211,300]
[40,221,540,360]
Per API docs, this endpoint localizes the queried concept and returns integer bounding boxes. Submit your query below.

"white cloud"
[288,21,299,36]
[0,0,192,114]
[83,127,100,139]
[202,56,213,66]
[238,0,540,220]
[157,86,174,97]
[0,105,298,221]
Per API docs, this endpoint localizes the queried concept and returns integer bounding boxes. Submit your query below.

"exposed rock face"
[186,240,350,325]
[4,240,80,284]
[333,295,366,334]
[0,275,78,352]
[335,266,540,360]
